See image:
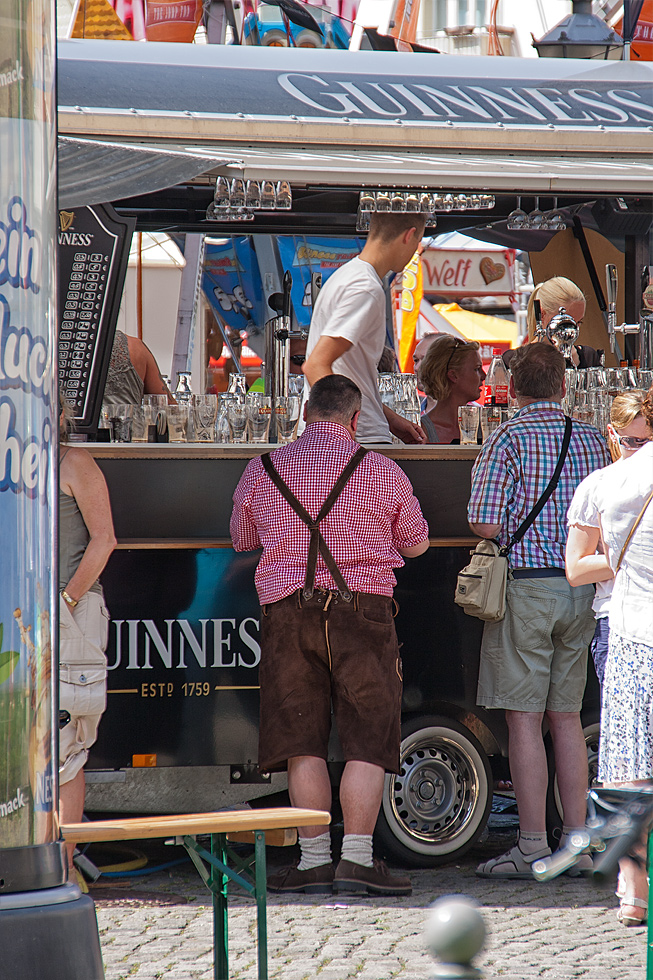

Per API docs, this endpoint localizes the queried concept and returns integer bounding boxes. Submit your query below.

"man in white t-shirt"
[302,213,427,445]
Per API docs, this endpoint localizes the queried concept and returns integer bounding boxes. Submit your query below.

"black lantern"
[532,0,623,60]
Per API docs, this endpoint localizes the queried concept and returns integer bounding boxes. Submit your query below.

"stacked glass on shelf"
[378,374,421,423]
[564,367,652,437]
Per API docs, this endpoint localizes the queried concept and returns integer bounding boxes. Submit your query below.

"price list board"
[58,203,135,433]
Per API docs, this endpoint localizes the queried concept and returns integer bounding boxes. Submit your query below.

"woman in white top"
[417,336,486,444]
[566,390,652,685]
[566,386,653,928]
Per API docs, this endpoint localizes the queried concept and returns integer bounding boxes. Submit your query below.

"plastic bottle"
[482,348,510,406]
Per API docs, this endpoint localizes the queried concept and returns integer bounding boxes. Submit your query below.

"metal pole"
[171,233,205,389]
[0,0,62,884]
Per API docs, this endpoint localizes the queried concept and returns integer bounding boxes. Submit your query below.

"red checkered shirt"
[230,421,429,603]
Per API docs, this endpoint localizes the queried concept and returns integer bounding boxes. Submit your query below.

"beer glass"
[192,394,218,442]
[227,401,248,442]
[275,396,301,443]
[246,394,272,443]
[143,394,168,439]
[227,373,248,398]
[480,406,502,442]
[288,374,304,397]
[131,404,156,443]
[109,404,133,442]
[216,393,235,443]
[458,405,479,445]
[378,374,395,410]
[166,404,189,442]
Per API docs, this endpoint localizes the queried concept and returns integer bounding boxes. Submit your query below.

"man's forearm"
[469,521,502,539]
[302,353,333,387]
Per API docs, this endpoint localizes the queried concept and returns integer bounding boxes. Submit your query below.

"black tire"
[546,721,600,848]
[375,715,493,868]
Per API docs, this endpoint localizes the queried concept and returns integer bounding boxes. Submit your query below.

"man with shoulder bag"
[466,343,609,879]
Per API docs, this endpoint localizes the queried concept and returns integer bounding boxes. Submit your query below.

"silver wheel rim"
[383,727,486,855]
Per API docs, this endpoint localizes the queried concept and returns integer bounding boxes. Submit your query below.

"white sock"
[517,831,548,855]
[341,833,373,868]
[560,826,588,851]
[297,833,332,871]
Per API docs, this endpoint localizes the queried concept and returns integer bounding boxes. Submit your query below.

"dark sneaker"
[267,862,334,894]
[333,858,412,896]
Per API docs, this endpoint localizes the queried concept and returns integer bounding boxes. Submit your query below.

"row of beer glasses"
[216,392,301,444]
[103,391,302,444]
[564,367,653,435]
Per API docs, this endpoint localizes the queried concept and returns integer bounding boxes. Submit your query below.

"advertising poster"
[203,237,266,339]
[276,237,364,327]
[0,0,58,848]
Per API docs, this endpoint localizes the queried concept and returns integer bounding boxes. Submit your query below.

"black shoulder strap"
[261,446,369,601]
[500,416,573,557]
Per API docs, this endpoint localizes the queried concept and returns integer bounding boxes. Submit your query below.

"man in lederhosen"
[230,375,428,896]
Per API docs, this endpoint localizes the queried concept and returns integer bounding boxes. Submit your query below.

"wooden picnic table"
[61,807,330,980]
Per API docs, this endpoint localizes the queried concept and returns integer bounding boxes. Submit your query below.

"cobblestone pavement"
[89,827,648,980]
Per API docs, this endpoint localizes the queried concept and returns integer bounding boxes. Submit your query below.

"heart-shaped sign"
[479,257,505,285]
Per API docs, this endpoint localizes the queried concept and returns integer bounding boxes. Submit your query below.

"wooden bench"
[61,807,330,980]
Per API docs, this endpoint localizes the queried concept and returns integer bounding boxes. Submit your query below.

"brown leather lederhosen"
[260,445,368,602]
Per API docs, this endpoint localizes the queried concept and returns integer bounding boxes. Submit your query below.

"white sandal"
[476,841,551,880]
[617,896,648,927]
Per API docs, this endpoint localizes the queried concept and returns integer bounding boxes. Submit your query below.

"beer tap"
[604,263,643,365]
[606,263,618,354]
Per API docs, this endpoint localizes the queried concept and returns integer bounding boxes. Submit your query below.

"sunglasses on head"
[445,339,469,374]
[617,434,650,449]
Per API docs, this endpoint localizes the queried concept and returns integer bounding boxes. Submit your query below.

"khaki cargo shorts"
[476,576,596,713]
[59,591,110,785]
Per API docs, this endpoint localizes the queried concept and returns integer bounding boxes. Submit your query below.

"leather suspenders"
[260,446,369,602]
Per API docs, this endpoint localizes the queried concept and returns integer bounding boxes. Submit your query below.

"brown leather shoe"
[267,862,334,894]
[333,858,412,896]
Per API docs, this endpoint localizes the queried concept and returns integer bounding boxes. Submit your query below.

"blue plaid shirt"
[468,402,610,570]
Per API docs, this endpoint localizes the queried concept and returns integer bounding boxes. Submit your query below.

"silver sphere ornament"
[546,306,579,360]
[425,896,486,979]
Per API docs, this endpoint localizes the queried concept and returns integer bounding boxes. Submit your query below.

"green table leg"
[211,833,230,980]
[646,833,653,980]
[254,830,268,980]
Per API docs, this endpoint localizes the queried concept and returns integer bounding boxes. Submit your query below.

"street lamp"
[532,0,623,59]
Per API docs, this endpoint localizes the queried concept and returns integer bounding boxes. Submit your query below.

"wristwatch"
[61,589,78,608]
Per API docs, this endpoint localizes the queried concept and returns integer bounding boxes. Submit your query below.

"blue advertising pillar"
[0,4,104,976]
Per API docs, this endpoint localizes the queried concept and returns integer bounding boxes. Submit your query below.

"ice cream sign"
[421,247,515,296]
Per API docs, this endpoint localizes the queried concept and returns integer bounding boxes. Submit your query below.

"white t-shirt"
[592,442,653,647]
[301,256,391,444]
[567,461,619,618]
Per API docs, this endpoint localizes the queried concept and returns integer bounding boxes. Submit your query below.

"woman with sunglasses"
[566,390,652,686]
[565,387,653,927]
[417,336,486,444]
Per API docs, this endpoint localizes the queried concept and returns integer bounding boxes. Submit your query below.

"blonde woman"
[528,277,601,368]
[566,388,653,927]
[505,277,601,369]
[566,390,652,686]
[59,401,116,876]
[417,336,485,444]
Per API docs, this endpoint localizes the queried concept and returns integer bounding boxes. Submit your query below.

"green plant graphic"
[0,623,20,686]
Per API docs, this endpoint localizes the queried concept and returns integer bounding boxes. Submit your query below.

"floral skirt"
[598,630,653,783]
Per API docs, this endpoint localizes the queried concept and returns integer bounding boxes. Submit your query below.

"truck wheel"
[375,716,492,868]
[546,721,600,848]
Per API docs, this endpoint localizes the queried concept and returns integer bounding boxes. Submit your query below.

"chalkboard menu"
[58,203,135,433]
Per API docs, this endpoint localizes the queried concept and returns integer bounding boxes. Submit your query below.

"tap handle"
[606,264,618,311]
[533,299,543,338]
